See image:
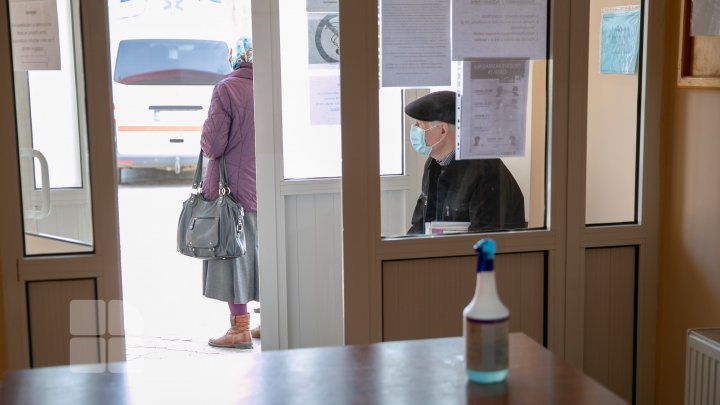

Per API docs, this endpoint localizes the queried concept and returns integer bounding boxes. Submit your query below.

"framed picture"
[677,0,720,89]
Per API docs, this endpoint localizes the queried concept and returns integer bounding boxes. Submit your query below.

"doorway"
[107,0,261,362]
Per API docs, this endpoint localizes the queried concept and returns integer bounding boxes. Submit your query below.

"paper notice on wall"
[452,0,547,60]
[307,0,338,12]
[691,0,720,36]
[308,13,340,64]
[381,0,451,87]
[309,74,341,126]
[457,59,528,160]
[599,6,641,75]
[9,0,61,71]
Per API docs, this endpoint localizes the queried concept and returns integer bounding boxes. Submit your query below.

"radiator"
[686,328,720,405]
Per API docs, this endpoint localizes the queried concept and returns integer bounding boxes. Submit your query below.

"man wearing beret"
[405,90,526,234]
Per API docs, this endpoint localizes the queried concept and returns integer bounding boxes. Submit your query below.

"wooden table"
[1,333,625,404]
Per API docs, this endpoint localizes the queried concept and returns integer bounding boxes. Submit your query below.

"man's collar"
[437,150,455,166]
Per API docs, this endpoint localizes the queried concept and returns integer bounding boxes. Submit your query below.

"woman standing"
[200,37,257,349]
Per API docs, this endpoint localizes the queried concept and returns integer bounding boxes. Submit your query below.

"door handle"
[19,148,51,219]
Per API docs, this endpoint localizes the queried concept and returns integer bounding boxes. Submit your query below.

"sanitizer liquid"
[464,239,509,384]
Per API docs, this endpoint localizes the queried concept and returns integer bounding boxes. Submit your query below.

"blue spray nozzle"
[473,239,495,271]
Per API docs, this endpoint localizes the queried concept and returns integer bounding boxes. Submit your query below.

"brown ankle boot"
[208,314,253,349]
[250,324,261,339]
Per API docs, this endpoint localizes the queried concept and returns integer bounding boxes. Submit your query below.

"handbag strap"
[218,155,230,195]
[192,151,231,197]
[192,151,204,191]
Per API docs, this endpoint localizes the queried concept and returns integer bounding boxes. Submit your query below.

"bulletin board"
[677,0,720,89]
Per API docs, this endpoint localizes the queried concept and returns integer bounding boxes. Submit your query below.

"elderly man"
[405,90,526,234]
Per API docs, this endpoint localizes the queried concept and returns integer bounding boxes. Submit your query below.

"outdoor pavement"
[118,168,260,364]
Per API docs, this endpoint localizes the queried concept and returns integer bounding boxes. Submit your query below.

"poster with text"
[9,0,61,71]
[599,6,641,75]
[457,59,528,159]
[691,0,720,36]
[381,0,451,87]
[307,0,338,13]
[452,0,547,60]
[309,74,341,126]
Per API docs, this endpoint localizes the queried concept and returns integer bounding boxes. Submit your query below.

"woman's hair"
[232,36,253,69]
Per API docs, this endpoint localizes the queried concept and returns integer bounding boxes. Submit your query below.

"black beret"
[404,90,456,124]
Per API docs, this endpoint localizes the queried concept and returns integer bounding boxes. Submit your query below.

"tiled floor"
[125,333,261,364]
[118,171,262,364]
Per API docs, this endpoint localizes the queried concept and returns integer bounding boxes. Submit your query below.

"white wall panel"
[380,189,407,236]
[30,190,92,243]
[285,193,343,348]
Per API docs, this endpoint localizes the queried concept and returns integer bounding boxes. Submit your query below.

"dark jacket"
[408,157,526,234]
[200,63,256,212]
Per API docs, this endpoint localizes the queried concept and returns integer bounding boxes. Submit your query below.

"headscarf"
[232,36,253,69]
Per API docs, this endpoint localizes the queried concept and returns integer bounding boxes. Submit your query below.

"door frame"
[0,0,123,369]
[252,0,288,350]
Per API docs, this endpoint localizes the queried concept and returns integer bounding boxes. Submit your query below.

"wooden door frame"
[563,1,663,402]
[340,0,571,353]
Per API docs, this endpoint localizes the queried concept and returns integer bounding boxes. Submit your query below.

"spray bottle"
[463,238,509,384]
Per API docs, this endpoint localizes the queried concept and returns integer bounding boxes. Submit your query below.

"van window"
[114,39,231,85]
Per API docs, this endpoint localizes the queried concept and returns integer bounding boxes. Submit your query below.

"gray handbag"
[177,152,247,259]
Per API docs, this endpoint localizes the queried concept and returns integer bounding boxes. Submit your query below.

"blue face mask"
[410,125,431,156]
[410,124,439,156]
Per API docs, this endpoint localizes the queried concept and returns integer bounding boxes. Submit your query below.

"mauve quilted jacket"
[200,63,256,213]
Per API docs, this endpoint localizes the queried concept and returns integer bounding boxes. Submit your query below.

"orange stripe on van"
[117,125,202,132]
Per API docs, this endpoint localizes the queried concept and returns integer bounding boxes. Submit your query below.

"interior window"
[280,0,402,180]
[585,1,641,225]
[378,1,549,238]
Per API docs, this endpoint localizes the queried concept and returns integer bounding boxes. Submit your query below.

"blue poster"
[600,7,641,75]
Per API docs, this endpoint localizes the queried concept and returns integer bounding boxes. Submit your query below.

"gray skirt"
[202,212,258,304]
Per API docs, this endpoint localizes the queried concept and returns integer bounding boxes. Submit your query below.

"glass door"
[1,0,122,369]
[12,0,94,256]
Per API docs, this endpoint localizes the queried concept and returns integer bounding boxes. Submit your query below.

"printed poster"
[600,6,641,75]
[308,13,340,64]
[9,0,61,71]
[691,0,720,36]
[452,0,547,60]
[381,0,451,87]
[307,0,338,13]
[457,59,528,159]
[309,74,340,126]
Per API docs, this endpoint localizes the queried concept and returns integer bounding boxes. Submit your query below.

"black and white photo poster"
[457,59,529,159]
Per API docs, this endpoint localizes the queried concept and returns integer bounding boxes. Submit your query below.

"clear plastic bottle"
[463,238,510,384]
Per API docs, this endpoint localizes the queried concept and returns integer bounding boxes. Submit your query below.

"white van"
[108,0,245,176]
[112,38,230,174]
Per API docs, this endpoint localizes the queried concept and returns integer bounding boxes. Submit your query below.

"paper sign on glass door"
[452,0,547,60]
[309,75,341,126]
[457,59,528,160]
[691,0,720,36]
[381,0,451,87]
[9,0,61,71]
[599,6,640,75]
